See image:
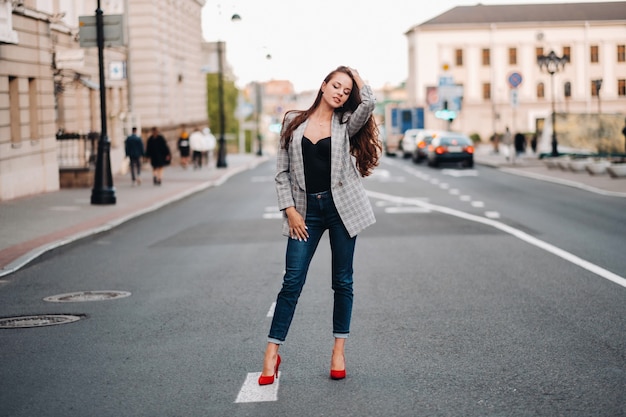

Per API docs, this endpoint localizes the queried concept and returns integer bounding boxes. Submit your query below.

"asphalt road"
[0,157,624,417]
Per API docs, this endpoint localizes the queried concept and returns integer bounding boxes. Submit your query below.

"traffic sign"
[510,89,519,108]
[508,72,522,88]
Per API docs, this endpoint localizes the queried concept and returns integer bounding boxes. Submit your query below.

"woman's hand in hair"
[348,67,364,89]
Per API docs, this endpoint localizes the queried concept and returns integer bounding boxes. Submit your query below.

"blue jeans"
[129,157,141,181]
[268,190,357,344]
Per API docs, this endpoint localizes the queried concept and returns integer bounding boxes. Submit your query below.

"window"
[482,48,490,66]
[455,49,463,66]
[482,82,491,100]
[9,76,21,144]
[564,82,572,98]
[590,45,599,63]
[591,80,600,97]
[563,46,571,61]
[618,45,625,62]
[618,79,625,97]
[508,47,517,65]
[536,47,544,59]
[537,82,545,99]
[28,78,39,140]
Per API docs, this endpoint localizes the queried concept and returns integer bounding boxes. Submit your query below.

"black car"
[426,132,474,168]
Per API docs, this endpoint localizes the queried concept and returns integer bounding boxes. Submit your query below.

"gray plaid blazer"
[275,85,376,238]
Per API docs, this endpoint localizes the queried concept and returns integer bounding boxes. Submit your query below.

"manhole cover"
[43,290,131,303]
[0,314,83,329]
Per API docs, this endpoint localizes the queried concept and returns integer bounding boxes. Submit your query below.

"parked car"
[399,129,422,159]
[412,129,439,163]
[426,132,474,168]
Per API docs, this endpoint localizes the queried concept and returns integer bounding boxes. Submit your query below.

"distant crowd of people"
[124,125,217,186]
[490,127,538,157]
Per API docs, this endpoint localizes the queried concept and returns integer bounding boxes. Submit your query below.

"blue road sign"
[508,72,522,88]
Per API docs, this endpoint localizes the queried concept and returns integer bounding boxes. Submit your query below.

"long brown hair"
[280,66,381,177]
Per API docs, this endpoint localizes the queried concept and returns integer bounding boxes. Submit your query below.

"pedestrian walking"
[177,125,191,169]
[189,126,205,169]
[202,127,217,167]
[124,127,144,185]
[514,132,526,156]
[258,66,381,385]
[145,127,171,185]
[622,118,626,153]
[503,126,513,160]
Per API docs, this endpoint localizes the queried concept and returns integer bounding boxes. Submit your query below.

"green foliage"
[469,133,481,143]
[206,73,239,138]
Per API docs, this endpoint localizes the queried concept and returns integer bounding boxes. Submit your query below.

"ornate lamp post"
[537,50,568,156]
[90,0,116,204]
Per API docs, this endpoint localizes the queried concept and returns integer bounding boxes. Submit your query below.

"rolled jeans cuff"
[267,337,284,345]
[333,333,349,339]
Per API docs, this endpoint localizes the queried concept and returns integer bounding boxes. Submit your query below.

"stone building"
[405,2,626,151]
[0,0,207,201]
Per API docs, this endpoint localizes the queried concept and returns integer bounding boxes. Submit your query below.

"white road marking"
[385,206,431,214]
[442,169,478,177]
[439,183,450,190]
[485,211,501,219]
[460,195,471,201]
[235,372,281,403]
[471,201,485,208]
[267,302,275,317]
[263,207,282,219]
[449,189,460,195]
[367,190,626,289]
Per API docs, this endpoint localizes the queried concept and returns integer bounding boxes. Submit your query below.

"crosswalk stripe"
[235,372,281,403]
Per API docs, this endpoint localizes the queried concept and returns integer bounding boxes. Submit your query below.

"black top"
[302,136,331,193]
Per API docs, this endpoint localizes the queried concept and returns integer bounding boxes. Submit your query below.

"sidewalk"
[0,154,269,278]
[473,143,626,198]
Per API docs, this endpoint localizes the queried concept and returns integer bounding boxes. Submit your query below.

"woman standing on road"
[258,66,381,385]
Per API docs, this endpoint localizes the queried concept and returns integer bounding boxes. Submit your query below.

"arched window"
[564,82,572,98]
[537,82,545,99]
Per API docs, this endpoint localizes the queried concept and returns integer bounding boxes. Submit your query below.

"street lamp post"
[537,50,568,157]
[216,39,227,168]
[91,0,116,204]
[213,11,241,168]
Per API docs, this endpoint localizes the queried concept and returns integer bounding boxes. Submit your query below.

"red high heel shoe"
[258,354,281,386]
[330,369,346,380]
[330,354,346,380]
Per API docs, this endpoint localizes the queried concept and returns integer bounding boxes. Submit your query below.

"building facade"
[0,0,207,201]
[405,2,626,151]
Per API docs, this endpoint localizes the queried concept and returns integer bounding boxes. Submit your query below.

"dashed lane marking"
[235,372,281,403]
[471,201,485,208]
[385,206,431,214]
[485,211,501,219]
[267,302,275,317]
[263,206,282,219]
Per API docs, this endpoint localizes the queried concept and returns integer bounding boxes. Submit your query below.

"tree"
[206,73,239,143]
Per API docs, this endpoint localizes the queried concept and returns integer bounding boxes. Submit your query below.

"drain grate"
[43,290,131,303]
[0,314,83,329]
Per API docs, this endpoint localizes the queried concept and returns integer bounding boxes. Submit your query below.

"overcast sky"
[201,0,613,92]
